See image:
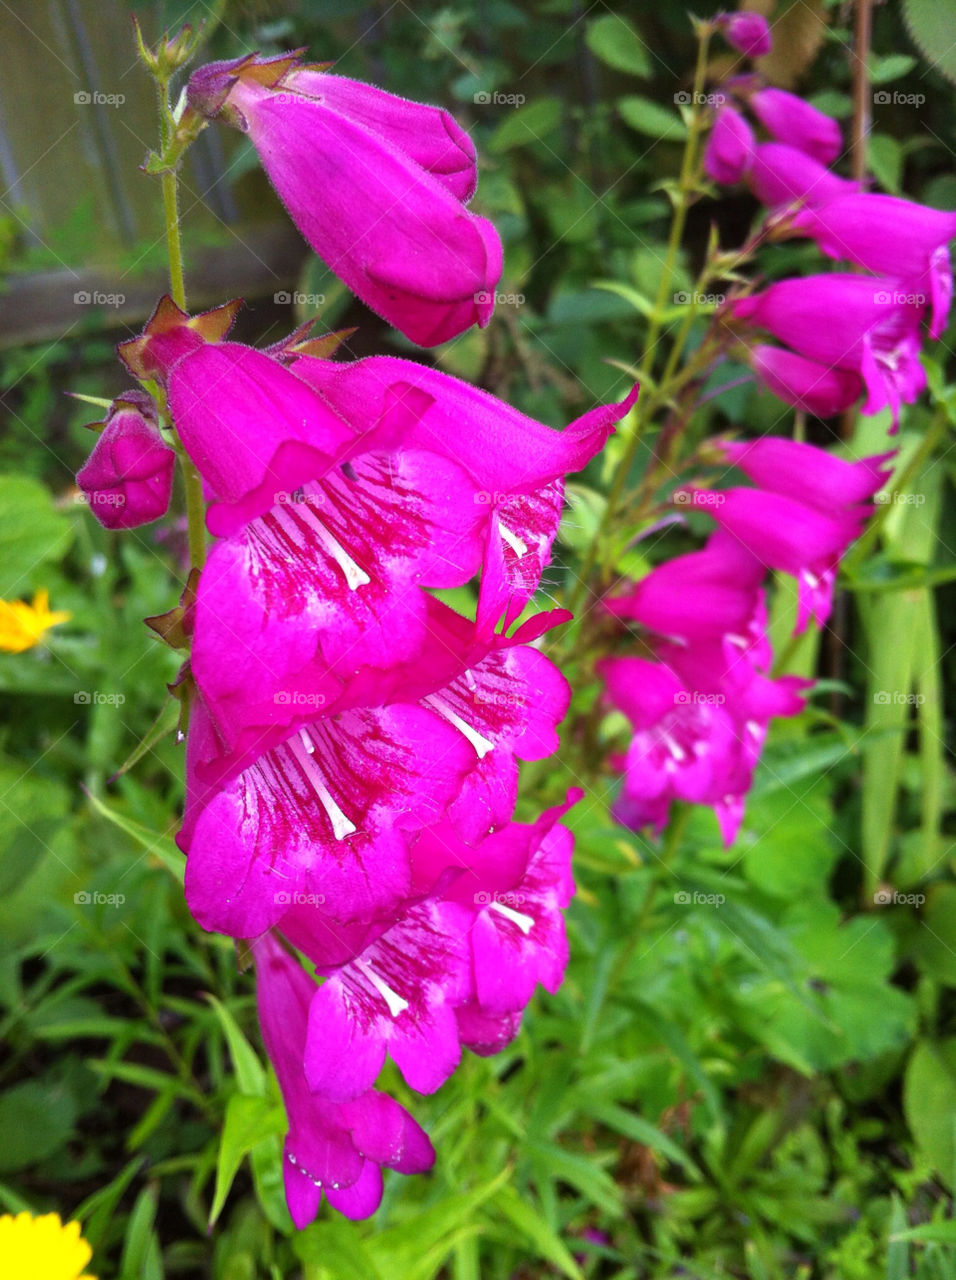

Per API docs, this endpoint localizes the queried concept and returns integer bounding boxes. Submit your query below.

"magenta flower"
[187,53,502,346]
[730,275,927,427]
[719,12,772,57]
[301,897,473,1101]
[749,344,863,417]
[749,87,842,165]
[253,933,433,1227]
[289,353,639,630]
[76,396,175,530]
[790,193,956,337]
[702,437,891,629]
[705,107,755,185]
[600,591,809,844]
[748,141,858,209]
[605,532,764,642]
[180,699,474,938]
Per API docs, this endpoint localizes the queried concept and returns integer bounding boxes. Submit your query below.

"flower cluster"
[74,54,638,1226]
[601,438,890,843]
[704,27,956,426]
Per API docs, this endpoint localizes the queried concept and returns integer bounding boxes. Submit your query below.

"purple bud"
[76,401,175,530]
[721,12,772,57]
[750,87,842,165]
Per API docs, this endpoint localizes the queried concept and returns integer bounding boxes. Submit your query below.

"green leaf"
[869,53,918,83]
[210,1094,285,1227]
[207,995,267,1096]
[109,696,180,781]
[488,97,562,152]
[904,1041,956,1188]
[903,0,956,86]
[493,1185,584,1280]
[0,1080,77,1174]
[868,132,903,194]
[83,791,184,881]
[618,95,687,141]
[0,474,72,596]
[585,13,651,77]
[295,1219,386,1280]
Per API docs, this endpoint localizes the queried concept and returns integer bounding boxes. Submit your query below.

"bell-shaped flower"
[729,274,927,427]
[300,897,474,1101]
[76,396,175,531]
[187,53,502,346]
[748,344,863,417]
[180,698,475,938]
[749,87,842,164]
[704,107,755,185]
[253,933,433,1227]
[747,141,858,209]
[289,351,639,631]
[790,193,956,338]
[695,440,889,630]
[605,531,764,642]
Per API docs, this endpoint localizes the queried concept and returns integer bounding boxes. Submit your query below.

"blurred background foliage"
[0,0,955,1277]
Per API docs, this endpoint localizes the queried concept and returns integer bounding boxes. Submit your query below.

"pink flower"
[747,141,858,209]
[749,344,863,417]
[790,193,956,338]
[730,275,928,427]
[749,87,842,165]
[605,531,765,641]
[719,12,772,57]
[703,437,892,629]
[187,53,502,346]
[76,396,175,530]
[705,107,755,185]
[600,588,809,844]
[253,933,433,1227]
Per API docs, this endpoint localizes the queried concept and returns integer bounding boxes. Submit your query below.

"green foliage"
[0,1,954,1277]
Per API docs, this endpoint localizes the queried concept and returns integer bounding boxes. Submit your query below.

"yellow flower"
[0,590,71,653]
[0,1211,96,1279]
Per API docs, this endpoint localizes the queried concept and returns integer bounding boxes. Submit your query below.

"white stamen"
[296,504,371,590]
[355,958,410,1017]
[660,730,686,762]
[490,900,535,935]
[498,520,528,557]
[288,736,357,839]
[298,727,315,754]
[423,693,494,758]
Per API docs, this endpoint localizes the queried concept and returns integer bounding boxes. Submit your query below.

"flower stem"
[157,84,205,571]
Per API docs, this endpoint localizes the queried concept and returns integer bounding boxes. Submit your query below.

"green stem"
[567,29,712,616]
[157,83,206,571]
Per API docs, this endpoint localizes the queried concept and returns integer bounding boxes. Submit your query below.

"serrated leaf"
[585,13,651,77]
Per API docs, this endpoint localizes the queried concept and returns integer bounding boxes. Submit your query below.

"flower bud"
[76,398,175,530]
